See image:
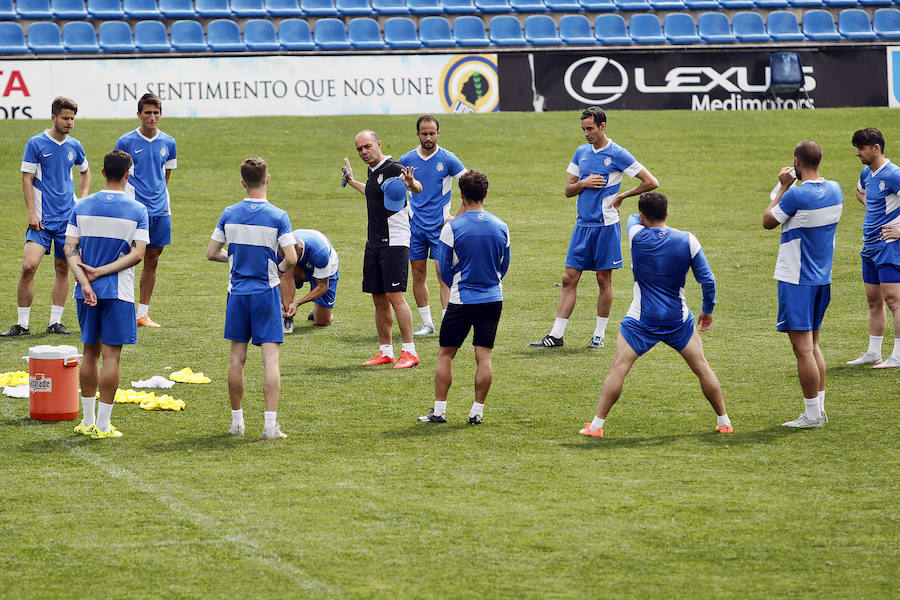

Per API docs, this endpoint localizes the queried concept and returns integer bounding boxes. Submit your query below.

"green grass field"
[0,109,897,599]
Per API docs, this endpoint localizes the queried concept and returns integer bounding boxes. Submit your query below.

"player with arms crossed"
[280,229,339,331]
[399,115,467,336]
[115,93,177,329]
[531,106,657,350]
[3,96,90,337]
[763,140,842,429]
[68,150,148,439]
[579,192,732,438]
[207,158,297,440]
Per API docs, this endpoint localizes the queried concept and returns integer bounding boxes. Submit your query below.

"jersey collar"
[43,130,68,146]
[242,197,269,203]
[371,155,391,171]
[591,138,613,154]
[872,159,892,177]
[135,127,160,143]
[415,145,440,161]
[800,178,825,185]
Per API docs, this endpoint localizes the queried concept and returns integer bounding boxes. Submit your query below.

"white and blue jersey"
[293,229,338,284]
[859,160,900,266]
[770,179,843,285]
[438,209,510,304]
[21,131,88,224]
[399,146,466,232]
[115,128,177,216]
[625,214,715,326]
[211,199,295,295]
[567,140,643,228]
[66,190,149,302]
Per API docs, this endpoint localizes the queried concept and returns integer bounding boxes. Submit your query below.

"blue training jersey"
[567,139,642,228]
[859,160,900,266]
[770,179,843,285]
[438,209,510,304]
[211,198,295,295]
[399,146,466,231]
[625,214,715,326]
[292,229,338,285]
[21,131,88,223]
[66,190,149,302]
[115,128,177,216]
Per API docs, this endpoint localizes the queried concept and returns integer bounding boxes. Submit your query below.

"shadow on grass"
[148,432,258,453]
[559,426,795,450]
[380,423,471,438]
[506,347,601,361]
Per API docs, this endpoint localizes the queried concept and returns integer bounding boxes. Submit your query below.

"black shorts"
[362,246,409,294]
[439,301,503,349]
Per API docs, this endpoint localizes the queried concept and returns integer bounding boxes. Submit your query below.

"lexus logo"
[564,57,628,105]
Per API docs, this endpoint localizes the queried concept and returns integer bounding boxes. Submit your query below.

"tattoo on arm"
[64,242,79,258]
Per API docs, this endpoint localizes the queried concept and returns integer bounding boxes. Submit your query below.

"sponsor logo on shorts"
[612,259,623,265]
[391,281,401,287]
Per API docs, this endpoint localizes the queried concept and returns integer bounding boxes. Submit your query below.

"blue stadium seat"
[664,13,701,42]
[134,20,171,51]
[838,8,877,38]
[63,21,100,52]
[802,9,841,39]
[87,0,125,17]
[52,0,88,19]
[580,0,615,8]
[159,0,195,17]
[407,0,442,13]
[336,0,372,14]
[629,13,665,43]
[98,21,135,52]
[243,18,281,49]
[314,17,352,48]
[684,0,718,8]
[789,0,823,7]
[231,0,267,15]
[442,0,476,12]
[822,0,857,6]
[873,7,900,38]
[18,0,53,18]
[0,22,27,53]
[615,0,650,10]
[265,0,302,14]
[510,0,546,9]
[419,15,456,44]
[453,15,490,45]
[859,0,891,6]
[195,0,233,16]
[767,10,805,39]
[476,0,513,11]
[524,14,562,44]
[301,0,339,14]
[732,10,770,39]
[649,0,684,8]
[383,16,421,47]
[372,0,409,13]
[208,19,247,50]
[124,0,160,18]
[719,0,754,7]
[0,0,16,19]
[559,14,593,43]
[348,17,385,47]
[489,14,527,44]
[170,19,206,50]
[698,11,736,41]
[278,18,315,48]
[544,0,580,10]
[595,13,631,43]
[754,0,789,8]
[27,21,64,53]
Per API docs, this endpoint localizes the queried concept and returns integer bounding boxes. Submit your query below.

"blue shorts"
[566,224,623,272]
[619,315,695,356]
[777,281,830,332]
[77,298,137,346]
[148,215,171,248]
[25,220,68,258]
[298,271,339,308]
[861,254,900,285]
[409,224,441,261]
[225,286,283,345]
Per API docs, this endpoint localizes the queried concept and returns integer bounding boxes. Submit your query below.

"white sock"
[593,316,609,339]
[17,306,30,328]
[402,341,417,356]
[891,338,900,362]
[231,408,244,428]
[49,305,64,326]
[81,395,96,426]
[803,397,821,421]
[469,401,484,418]
[717,413,731,427]
[433,400,447,416]
[264,411,276,429]
[590,415,605,431]
[137,303,149,318]
[380,344,394,358]
[96,401,113,433]
[550,317,568,338]
[868,335,883,356]
[441,308,447,319]
[818,390,825,413]
[418,306,434,327]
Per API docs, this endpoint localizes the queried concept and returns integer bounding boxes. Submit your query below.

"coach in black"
[343,130,423,369]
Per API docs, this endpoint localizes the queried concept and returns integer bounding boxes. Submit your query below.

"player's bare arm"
[564,173,607,198]
[763,166,796,229]
[881,225,900,240]
[22,172,41,230]
[79,240,146,282]
[856,187,866,206]
[343,157,366,195]
[613,168,658,207]
[206,239,228,263]
[290,278,329,314]
[165,169,172,185]
[78,166,91,198]
[277,242,298,277]
[401,166,423,194]
[64,236,96,305]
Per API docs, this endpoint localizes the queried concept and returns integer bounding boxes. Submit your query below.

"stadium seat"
[523,14,563,44]
[649,0,684,8]
[580,0,615,9]
[63,21,100,52]
[544,0,580,10]
[873,7,900,38]
[838,8,877,38]
[629,13,665,43]
[664,13,701,42]
[419,15,456,45]
[684,0,718,8]
[754,0,789,8]
[407,0,442,13]
[698,11,736,41]
[170,19,206,50]
[718,0,754,7]
[265,0,303,14]
[0,22,27,53]
[822,0,857,6]
[87,0,125,17]
[98,21,135,52]
[788,0,823,7]
[207,19,246,50]
[595,13,632,43]
[802,9,841,39]
[123,0,160,18]
[372,0,410,13]
[489,14,527,44]
[231,0,268,15]
[278,18,315,48]
[732,10,770,40]
[195,0,233,16]
[17,0,53,18]
[336,0,372,15]
[313,17,352,48]
[453,15,490,45]
[767,10,805,40]
[383,16,421,47]
[559,14,595,43]
[133,20,171,51]
[301,0,339,14]
[27,22,64,53]
[476,0,513,11]
[159,0,195,17]
[441,0,476,12]
[243,18,281,49]
[859,0,891,6]
[510,0,547,10]
[347,17,385,47]
[615,0,650,10]
[0,0,16,19]
[52,0,88,19]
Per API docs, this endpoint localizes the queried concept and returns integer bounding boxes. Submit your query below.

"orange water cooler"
[25,345,81,421]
